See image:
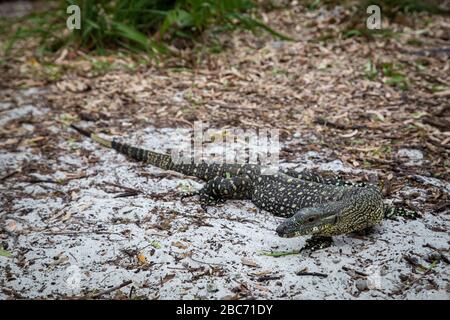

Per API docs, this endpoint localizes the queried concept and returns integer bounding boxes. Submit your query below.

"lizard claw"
[181,190,221,212]
[180,191,199,202]
[300,236,333,253]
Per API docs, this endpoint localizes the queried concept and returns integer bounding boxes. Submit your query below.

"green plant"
[362,0,450,16]
[364,59,378,80]
[362,60,409,90]
[2,0,291,57]
[380,62,409,90]
[342,27,396,40]
[406,38,423,46]
[63,0,288,52]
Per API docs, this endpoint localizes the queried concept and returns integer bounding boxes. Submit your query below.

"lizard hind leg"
[181,175,253,210]
[384,205,421,220]
[180,189,222,210]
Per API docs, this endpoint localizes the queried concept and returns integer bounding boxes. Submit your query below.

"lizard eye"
[307,216,316,223]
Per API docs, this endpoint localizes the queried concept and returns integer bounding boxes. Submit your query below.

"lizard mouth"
[279,231,299,238]
[276,222,319,238]
[276,226,300,238]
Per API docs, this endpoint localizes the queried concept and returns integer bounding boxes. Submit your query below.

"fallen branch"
[190,256,226,267]
[259,250,299,257]
[43,230,123,237]
[314,116,367,130]
[0,169,20,181]
[90,280,133,299]
[295,271,328,278]
[342,265,369,277]
[257,275,283,282]
[103,182,143,198]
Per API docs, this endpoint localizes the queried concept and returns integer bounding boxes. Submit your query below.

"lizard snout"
[276,219,297,238]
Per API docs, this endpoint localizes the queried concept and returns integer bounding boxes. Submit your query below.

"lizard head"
[275,206,339,238]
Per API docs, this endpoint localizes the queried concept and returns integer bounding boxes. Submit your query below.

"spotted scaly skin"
[70,125,418,252]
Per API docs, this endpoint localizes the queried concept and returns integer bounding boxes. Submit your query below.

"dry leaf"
[161,273,175,284]
[4,219,17,233]
[61,212,72,222]
[50,254,69,266]
[137,252,148,265]
[340,130,359,138]
[241,257,259,268]
[171,241,188,249]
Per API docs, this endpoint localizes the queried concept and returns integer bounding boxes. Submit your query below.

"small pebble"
[399,274,409,282]
[355,279,369,291]
[206,283,218,293]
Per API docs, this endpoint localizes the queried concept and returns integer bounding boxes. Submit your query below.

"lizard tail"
[70,124,112,148]
[70,124,174,170]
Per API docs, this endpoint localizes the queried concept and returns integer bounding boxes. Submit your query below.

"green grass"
[380,62,409,90]
[364,59,378,80]
[259,250,300,257]
[363,0,450,16]
[1,0,291,58]
[0,248,12,257]
[149,240,162,249]
[342,27,397,40]
[362,60,410,90]
[91,59,116,74]
[338,0,449,41]
[406,38,423,46]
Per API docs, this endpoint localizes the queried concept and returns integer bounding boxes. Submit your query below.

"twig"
[103,182,143,198]
[423,243,449,253]
[295,271,328,278]
[403,254,424,269]
[259,250,299,257]
[1,287,25,299]
[43,230,123,236]
[423,244,450,264]
[342,265,369,277]
[392,268,434,296]
[171,210,257,225]
[104,182,142,193]
[128,286,135,299]
[90,280,133,299]
[190,256,226,267]
[114,191,141,198]
[314,116,367,130]
[257,275,283,281]
[24,178,60,184]
[0,170,20,181]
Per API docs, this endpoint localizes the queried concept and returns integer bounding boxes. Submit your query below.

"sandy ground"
[0,89,449,300]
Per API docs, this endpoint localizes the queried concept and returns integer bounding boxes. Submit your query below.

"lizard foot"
[180,191,199,202]
[180,190,224,211]
[384,206,421,220]
[198,193,224,209]
[300,236,333,253]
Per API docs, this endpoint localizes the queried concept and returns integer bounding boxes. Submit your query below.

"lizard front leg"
[181,175,253,210]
